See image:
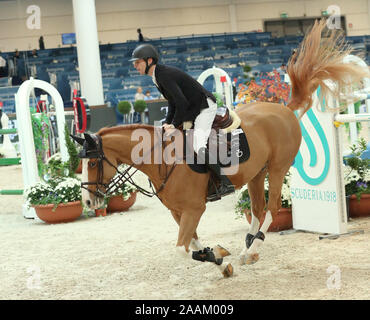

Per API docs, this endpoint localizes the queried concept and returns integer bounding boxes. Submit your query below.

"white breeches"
[193,98,217,154]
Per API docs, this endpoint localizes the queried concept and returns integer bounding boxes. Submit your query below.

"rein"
[81,129,177,200]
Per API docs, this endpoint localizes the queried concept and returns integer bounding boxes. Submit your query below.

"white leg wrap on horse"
[260,210,272,234]
[249,212,260,235]
[239,212,261,264]
[247,210,272,255]
[175,246,191,260]
[190,239,203,251]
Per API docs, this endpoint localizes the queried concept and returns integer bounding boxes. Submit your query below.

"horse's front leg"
[170,210,202,251]
[175,210,233,278]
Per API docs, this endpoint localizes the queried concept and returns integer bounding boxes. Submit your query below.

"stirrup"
[207,184,235,202]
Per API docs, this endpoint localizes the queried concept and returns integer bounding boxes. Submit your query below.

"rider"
[129,43,235,201]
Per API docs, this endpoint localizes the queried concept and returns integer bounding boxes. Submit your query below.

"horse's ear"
[84,133,97,149]
[70,134,85,146]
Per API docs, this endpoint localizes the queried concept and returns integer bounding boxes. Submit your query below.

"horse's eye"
[89,161,97,168]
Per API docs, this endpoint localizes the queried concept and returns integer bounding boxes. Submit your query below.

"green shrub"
[134,100,147,113]
[117,101,132,114]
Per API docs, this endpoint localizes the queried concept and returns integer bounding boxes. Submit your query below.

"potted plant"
[105,165,137,213]
[24,124,84,223]
[343,138,370,218]
[117,100,132,124]
[106,183,137,213]
[24,176,83,223]
[235,170,292,232]
[133,99,147,124]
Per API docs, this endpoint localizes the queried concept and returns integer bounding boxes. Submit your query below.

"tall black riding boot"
[197,147,235,201]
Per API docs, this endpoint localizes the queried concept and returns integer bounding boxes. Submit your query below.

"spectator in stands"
[135,86,145,101]
[0,52,7,77]
[30,49,38,58]
[129,43,235,200]
[144,90,154,101]
[137,28,144,42]
[39,36,45,50]
[13,50,20,63]
[277,63,286,75]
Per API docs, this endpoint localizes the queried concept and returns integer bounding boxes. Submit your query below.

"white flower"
[47,152,62,164]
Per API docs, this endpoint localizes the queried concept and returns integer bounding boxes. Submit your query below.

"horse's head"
[71,133,118,210]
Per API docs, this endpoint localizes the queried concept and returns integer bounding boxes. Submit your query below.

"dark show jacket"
[153,64,216,128]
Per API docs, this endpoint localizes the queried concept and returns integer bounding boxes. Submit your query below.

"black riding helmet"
[129,44,159,74]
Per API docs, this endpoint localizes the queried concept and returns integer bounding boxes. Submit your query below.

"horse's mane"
[98,124,155,136]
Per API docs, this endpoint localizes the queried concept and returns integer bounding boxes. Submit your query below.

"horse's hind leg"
[243,168,287,265]
[239,169,267,265]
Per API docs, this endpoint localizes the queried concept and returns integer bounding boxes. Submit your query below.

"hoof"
[214,245,231,258]
[222,263,233,278]
[245,253,259,265]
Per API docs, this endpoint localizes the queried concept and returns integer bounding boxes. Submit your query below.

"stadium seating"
[0,32,368,115]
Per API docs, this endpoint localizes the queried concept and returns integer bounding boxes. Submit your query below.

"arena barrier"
[14,77,69,219]
[290,55,370,234]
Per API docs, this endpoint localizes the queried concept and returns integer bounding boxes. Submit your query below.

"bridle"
[80,130,177,200]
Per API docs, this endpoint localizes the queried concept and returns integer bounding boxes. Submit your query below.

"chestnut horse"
[73,20,367,277]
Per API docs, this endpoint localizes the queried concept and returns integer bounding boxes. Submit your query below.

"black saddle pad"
[184,126,250,174]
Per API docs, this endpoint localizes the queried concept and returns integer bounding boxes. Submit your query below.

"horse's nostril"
[86,200,91,207]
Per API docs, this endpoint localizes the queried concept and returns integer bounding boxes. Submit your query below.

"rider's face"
[133,59,146,75]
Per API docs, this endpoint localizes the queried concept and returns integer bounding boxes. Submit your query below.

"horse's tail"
[286,19,369,118]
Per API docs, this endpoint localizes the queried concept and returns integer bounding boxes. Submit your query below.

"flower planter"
[33,201,83,224]
[348,194,370,218]
[245,208,292,232]
[107,192,137,213]
[95,208,107,217]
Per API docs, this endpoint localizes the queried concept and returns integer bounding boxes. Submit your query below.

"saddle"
[182,107,250,173]
[211,107,241,132]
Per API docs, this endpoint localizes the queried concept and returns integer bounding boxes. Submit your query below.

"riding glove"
[183,121,193,130]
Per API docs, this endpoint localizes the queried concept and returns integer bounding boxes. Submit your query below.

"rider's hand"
[163,123,175,130]
[183,121,192,130]
[163,123,176,137]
